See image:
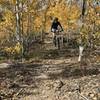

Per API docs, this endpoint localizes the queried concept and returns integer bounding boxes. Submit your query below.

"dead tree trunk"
[78,0,87,62]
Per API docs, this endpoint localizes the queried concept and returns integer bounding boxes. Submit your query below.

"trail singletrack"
[0,34,100,100]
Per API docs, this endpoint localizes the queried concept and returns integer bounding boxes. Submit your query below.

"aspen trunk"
[78,0,87,62]
[15,0,21,41]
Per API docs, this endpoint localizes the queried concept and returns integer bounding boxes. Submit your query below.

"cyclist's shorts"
[51,28,57,33]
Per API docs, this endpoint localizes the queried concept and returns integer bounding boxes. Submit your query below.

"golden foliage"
[4,42,22,56]
[0,0,99,39]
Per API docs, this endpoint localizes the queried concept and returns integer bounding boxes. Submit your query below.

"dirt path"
[0,34,100,100]
[0,57,100,100]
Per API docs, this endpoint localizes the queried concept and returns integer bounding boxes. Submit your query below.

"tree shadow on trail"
[0,63,44,99]
[0,62,99,99]
[0,63,43,78]
[41,48,79,59]
[48,63,100,79]
[0,63,99,82]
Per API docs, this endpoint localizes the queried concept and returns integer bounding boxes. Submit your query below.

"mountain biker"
[51,17,63,47]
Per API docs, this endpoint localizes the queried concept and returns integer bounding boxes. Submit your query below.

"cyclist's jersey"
[51,21,63,33]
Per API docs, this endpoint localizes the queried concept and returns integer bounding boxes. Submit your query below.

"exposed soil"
[0,35,100,100]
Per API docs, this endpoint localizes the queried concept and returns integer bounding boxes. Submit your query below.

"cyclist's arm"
[58,22,63,31]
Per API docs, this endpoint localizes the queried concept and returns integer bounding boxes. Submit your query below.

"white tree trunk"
[15,0,20,41]
[78,46,84,62]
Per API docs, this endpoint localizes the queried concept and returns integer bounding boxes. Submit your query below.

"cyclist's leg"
[59,35,63,49]
[54,35,57,47]
[51,29,57,47]
[57,36,61,49]
[51,32,55,45]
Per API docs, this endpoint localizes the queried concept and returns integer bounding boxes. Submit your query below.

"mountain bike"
[53,30,64,49]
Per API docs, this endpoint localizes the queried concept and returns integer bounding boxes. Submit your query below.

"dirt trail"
[0,34,100,100]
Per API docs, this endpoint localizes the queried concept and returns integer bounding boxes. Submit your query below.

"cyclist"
[51,17,63,48]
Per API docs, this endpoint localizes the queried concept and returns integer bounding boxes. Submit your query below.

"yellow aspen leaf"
[12,0,16,5]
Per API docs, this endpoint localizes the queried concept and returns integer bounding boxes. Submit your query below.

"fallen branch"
[12,88,23,99]
[78,92,89,100]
